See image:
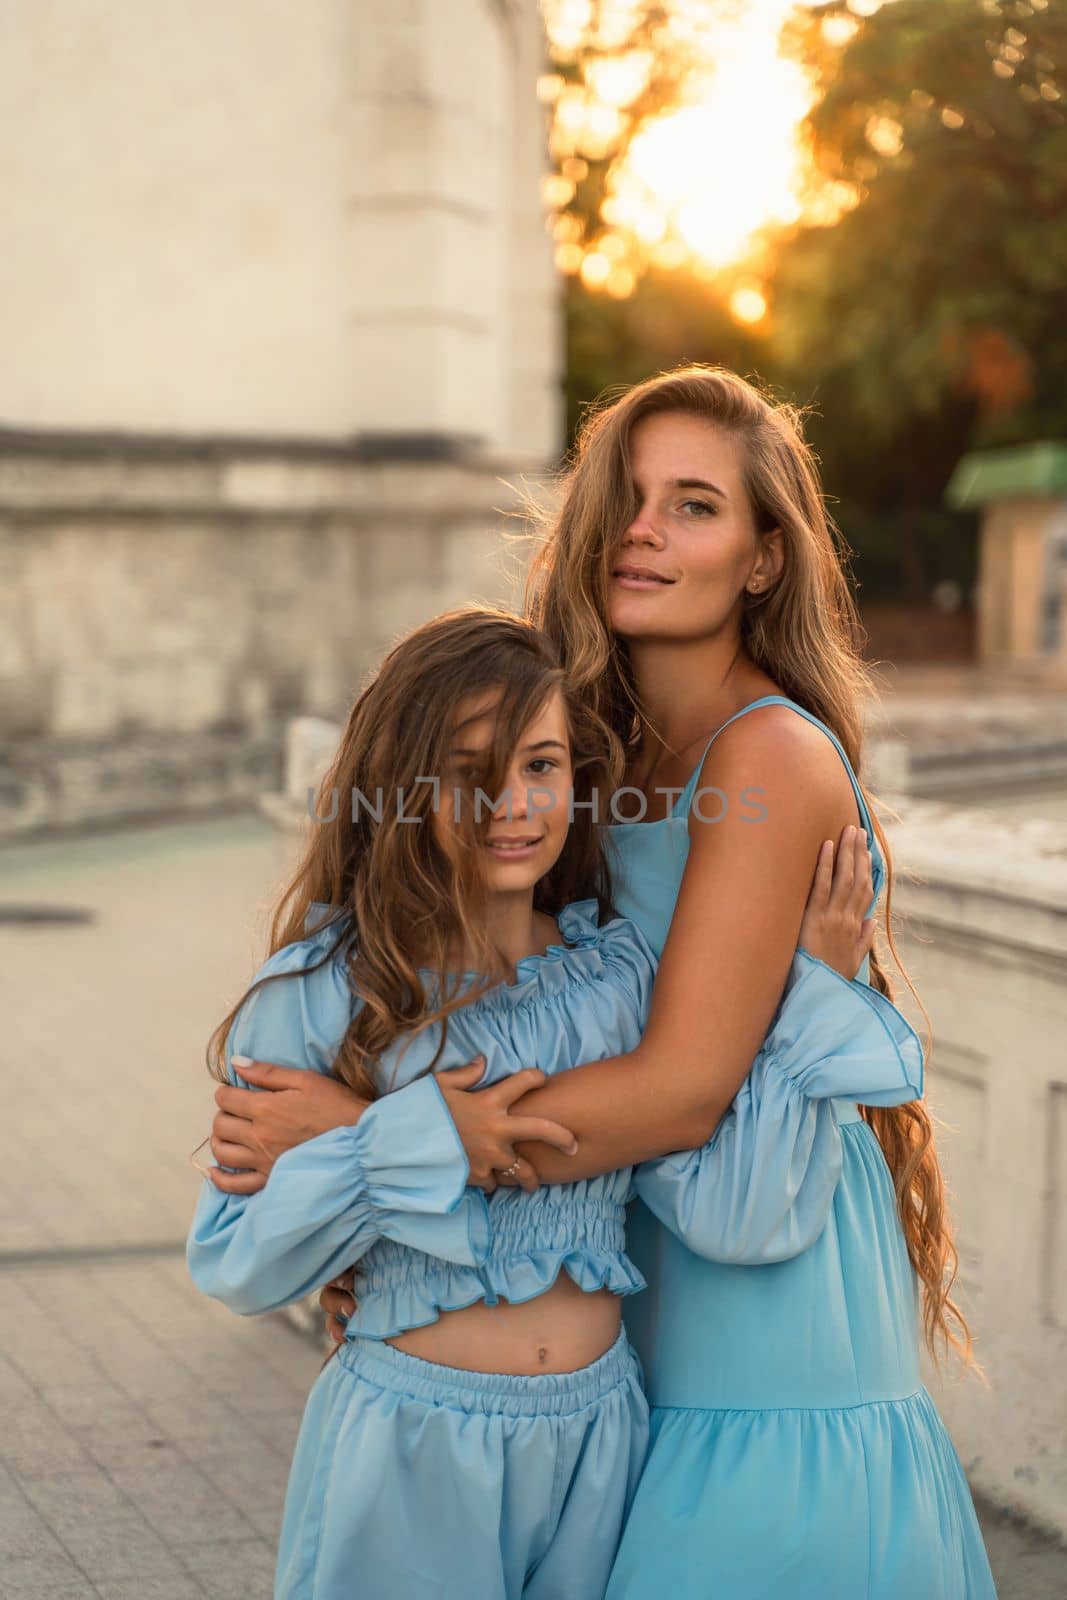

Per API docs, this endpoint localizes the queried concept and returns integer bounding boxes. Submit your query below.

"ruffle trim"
[302,896,653,1017]
[760,948,924,1106]
[346,1250,647,1340]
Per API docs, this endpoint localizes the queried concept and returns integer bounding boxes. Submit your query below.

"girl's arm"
[186,952,492,1316]
[452,708,907,1186]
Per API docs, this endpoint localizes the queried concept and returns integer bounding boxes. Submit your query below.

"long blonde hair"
[525,364,972,1366]
[208,607,617,1098]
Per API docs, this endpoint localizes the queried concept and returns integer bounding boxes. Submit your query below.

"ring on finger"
[497,1160,521,1179]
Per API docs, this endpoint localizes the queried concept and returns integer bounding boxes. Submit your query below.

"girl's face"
[607,410,782,640]
[432,686,575,892]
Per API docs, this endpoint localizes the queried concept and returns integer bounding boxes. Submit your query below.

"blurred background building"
[1,0,557,836]
[2,2,1065,1595]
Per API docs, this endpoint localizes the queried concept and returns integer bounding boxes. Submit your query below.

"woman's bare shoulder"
[706,700,846,773]
[691,701,856,838]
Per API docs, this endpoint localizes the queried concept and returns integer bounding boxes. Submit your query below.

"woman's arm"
[207,1058,580,1197]
[453,709,876,1184]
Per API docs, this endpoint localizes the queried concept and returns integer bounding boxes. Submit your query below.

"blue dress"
[603,695,997,1599]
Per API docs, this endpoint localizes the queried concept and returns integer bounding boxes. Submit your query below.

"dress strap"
[674,694,883,890]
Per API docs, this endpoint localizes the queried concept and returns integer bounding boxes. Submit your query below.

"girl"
[189,606,912,1599]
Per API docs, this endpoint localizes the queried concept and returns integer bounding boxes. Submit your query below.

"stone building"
[0,0,559,838]
[948,441,1067,677]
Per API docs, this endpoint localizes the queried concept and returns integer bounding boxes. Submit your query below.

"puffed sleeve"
[631,947,924,1265]
[186,937,490,1316]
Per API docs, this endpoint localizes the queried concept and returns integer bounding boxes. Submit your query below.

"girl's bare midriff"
[386,1274,621,1375]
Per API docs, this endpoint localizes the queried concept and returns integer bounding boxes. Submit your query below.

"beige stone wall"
[0,0,559,458]
[0,443,542,836]
[0,1,561,835]
[885,803,1067,1536]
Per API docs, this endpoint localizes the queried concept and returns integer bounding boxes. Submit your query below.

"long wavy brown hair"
[524,364,972,1367]
[208,607,617,1098]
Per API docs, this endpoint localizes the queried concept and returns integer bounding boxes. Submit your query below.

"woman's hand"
[321,1271,357,1344]
[206,1061,369,1196]
[434,1060,579,1193]
[798,824,875,980]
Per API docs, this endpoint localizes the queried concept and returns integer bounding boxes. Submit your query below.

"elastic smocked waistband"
[337,1327,640,1417]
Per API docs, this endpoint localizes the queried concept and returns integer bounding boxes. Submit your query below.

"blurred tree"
[768,0,1067,600]
[540,0,748,295]
[777,0,1067,446]
[565,265,763,440]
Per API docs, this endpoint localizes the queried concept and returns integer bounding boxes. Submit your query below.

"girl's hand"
[434,1060,579,1193]
[321,1271,357,1343]
[798,824,876,980]
[206,1061,369,1195]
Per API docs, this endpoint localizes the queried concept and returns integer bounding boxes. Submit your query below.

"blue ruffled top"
[186,898,656,1338]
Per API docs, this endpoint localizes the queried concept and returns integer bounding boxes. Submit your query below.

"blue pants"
[276,1328,649,1599]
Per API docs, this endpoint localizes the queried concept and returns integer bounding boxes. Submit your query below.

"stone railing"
[884,802,1067,1537]
[865,686,1067,801]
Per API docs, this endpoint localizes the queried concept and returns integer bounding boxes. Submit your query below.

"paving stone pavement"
[1,814,317,1596]
[2,813,1065,1597]
[0,816,292,1259]
[0,1258,318,1598]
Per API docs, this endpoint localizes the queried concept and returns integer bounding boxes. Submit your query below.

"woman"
[219,367,995,1596]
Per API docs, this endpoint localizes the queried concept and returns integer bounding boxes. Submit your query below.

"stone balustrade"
[883,801,1067,1538]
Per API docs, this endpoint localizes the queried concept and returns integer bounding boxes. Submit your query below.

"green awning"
[946,441,1067,508]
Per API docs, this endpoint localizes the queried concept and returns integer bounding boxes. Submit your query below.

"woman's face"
[432,686,575,892]
[607,410,782,641]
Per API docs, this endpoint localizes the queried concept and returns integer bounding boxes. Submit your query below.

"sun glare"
[623,11,811,270]
[541,0,890,310]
